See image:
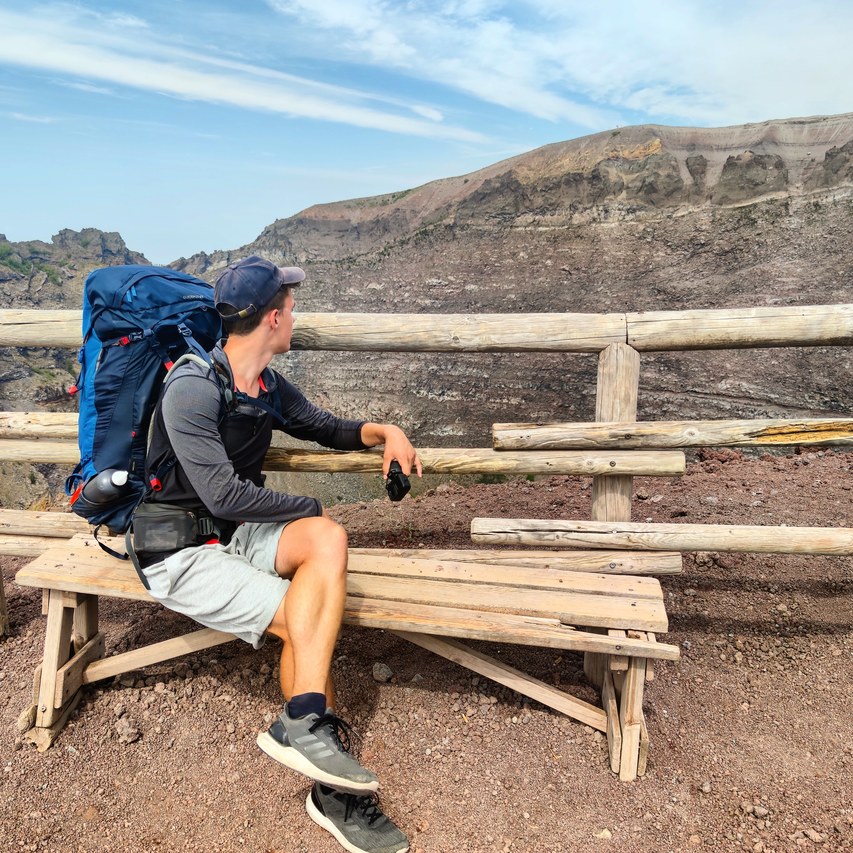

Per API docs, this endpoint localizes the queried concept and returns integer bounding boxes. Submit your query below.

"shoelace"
[343,793,384,826]
[309,712,356,753]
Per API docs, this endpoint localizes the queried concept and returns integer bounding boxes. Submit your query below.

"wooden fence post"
[584,342,645,779]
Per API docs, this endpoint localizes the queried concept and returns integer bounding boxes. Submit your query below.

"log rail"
[2,304,852,352]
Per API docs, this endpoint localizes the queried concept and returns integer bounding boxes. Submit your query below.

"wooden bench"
[14,530,679,780]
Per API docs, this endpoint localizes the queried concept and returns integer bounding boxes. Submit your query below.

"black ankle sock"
[287,692,327,719]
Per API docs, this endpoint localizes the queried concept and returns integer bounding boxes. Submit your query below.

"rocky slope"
[174,113,853,450]
[178,112,853,268]
[0,228,148,310]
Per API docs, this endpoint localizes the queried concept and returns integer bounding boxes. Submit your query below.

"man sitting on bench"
[138,255,420,853]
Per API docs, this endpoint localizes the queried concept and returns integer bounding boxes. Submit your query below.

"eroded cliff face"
[0,229,151,503]
[0,229,148,409]
[176,112,853,268]
[0,228,147,310]
[267,191,853,454]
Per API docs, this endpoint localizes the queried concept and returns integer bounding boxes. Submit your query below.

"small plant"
[36,263,61,285]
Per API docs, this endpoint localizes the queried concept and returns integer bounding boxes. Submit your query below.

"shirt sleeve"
[160,371,323,523]
[273,372,367,451]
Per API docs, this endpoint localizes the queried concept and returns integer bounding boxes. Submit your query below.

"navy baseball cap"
[214,255,305,319]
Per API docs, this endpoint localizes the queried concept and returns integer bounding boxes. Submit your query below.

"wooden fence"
[1,303,853,637]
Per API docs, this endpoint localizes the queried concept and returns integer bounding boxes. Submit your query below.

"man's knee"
[310,516,348,559]
[278,515,348,577]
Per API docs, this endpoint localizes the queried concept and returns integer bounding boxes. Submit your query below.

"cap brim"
[277,266,306,285]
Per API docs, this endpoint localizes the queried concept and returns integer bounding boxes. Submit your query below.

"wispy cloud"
[8,111,59,123]
[0,6,485,142]
[267,0,622,127]
[267,0,853,128]
[411,105,444,122]
[55,79,117,96]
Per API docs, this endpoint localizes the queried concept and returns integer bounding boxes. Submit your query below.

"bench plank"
[346,598,675,657]
[19,536,668,633]
[347,573,668,632]
[348,553,664,598]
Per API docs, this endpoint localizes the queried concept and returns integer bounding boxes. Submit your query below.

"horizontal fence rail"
[0,413,79,440]
[292,313,626,352]
[471,518,853,555]
[3,305,852,352]
[492,418,853,450]
[0,438,685,476]
[626,305,853,351]
[0,310,624,353]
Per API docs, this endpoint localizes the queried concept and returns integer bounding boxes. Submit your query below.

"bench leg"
[602,668,622,773]
[601,643,653,780]
[618,655,646,781]
[23,591,102,751]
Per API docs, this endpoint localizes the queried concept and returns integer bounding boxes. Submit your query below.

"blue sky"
[0,1,850,264]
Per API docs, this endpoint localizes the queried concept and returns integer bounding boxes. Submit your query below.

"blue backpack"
[65,265,223,534]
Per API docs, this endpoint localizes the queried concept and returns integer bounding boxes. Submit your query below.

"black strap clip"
[197,515,216,538]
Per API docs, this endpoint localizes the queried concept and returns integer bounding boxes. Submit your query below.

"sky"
[0,1,851,264]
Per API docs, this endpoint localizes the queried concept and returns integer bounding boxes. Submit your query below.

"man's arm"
[274,376,421,477]
[275,375,365,451]
[359,423,422,479]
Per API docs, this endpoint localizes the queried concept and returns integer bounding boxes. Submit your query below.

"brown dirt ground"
[1,449,852,853]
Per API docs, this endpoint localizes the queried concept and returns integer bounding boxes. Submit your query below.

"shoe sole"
[256,731,379,794]
[305,790,409,853]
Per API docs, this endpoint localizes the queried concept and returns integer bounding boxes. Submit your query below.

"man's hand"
[360,423,423,479]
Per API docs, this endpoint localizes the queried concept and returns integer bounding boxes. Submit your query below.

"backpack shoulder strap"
[213,361,290,430]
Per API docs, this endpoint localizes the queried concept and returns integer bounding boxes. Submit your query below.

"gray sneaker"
[257,709,379,794]
[306,783,409,853]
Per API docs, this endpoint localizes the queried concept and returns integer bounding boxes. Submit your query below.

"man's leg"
[256,515,379,794]
[258,516,409,852]
[265,515,347,704]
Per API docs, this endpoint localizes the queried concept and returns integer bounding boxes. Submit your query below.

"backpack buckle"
[196,515,215,537]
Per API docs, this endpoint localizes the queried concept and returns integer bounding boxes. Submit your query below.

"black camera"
[385,460,411,502]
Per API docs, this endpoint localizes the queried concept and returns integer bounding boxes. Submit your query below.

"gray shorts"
[141,521,290,648]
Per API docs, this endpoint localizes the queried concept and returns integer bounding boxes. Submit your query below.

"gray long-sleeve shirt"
[146,345,366,525]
